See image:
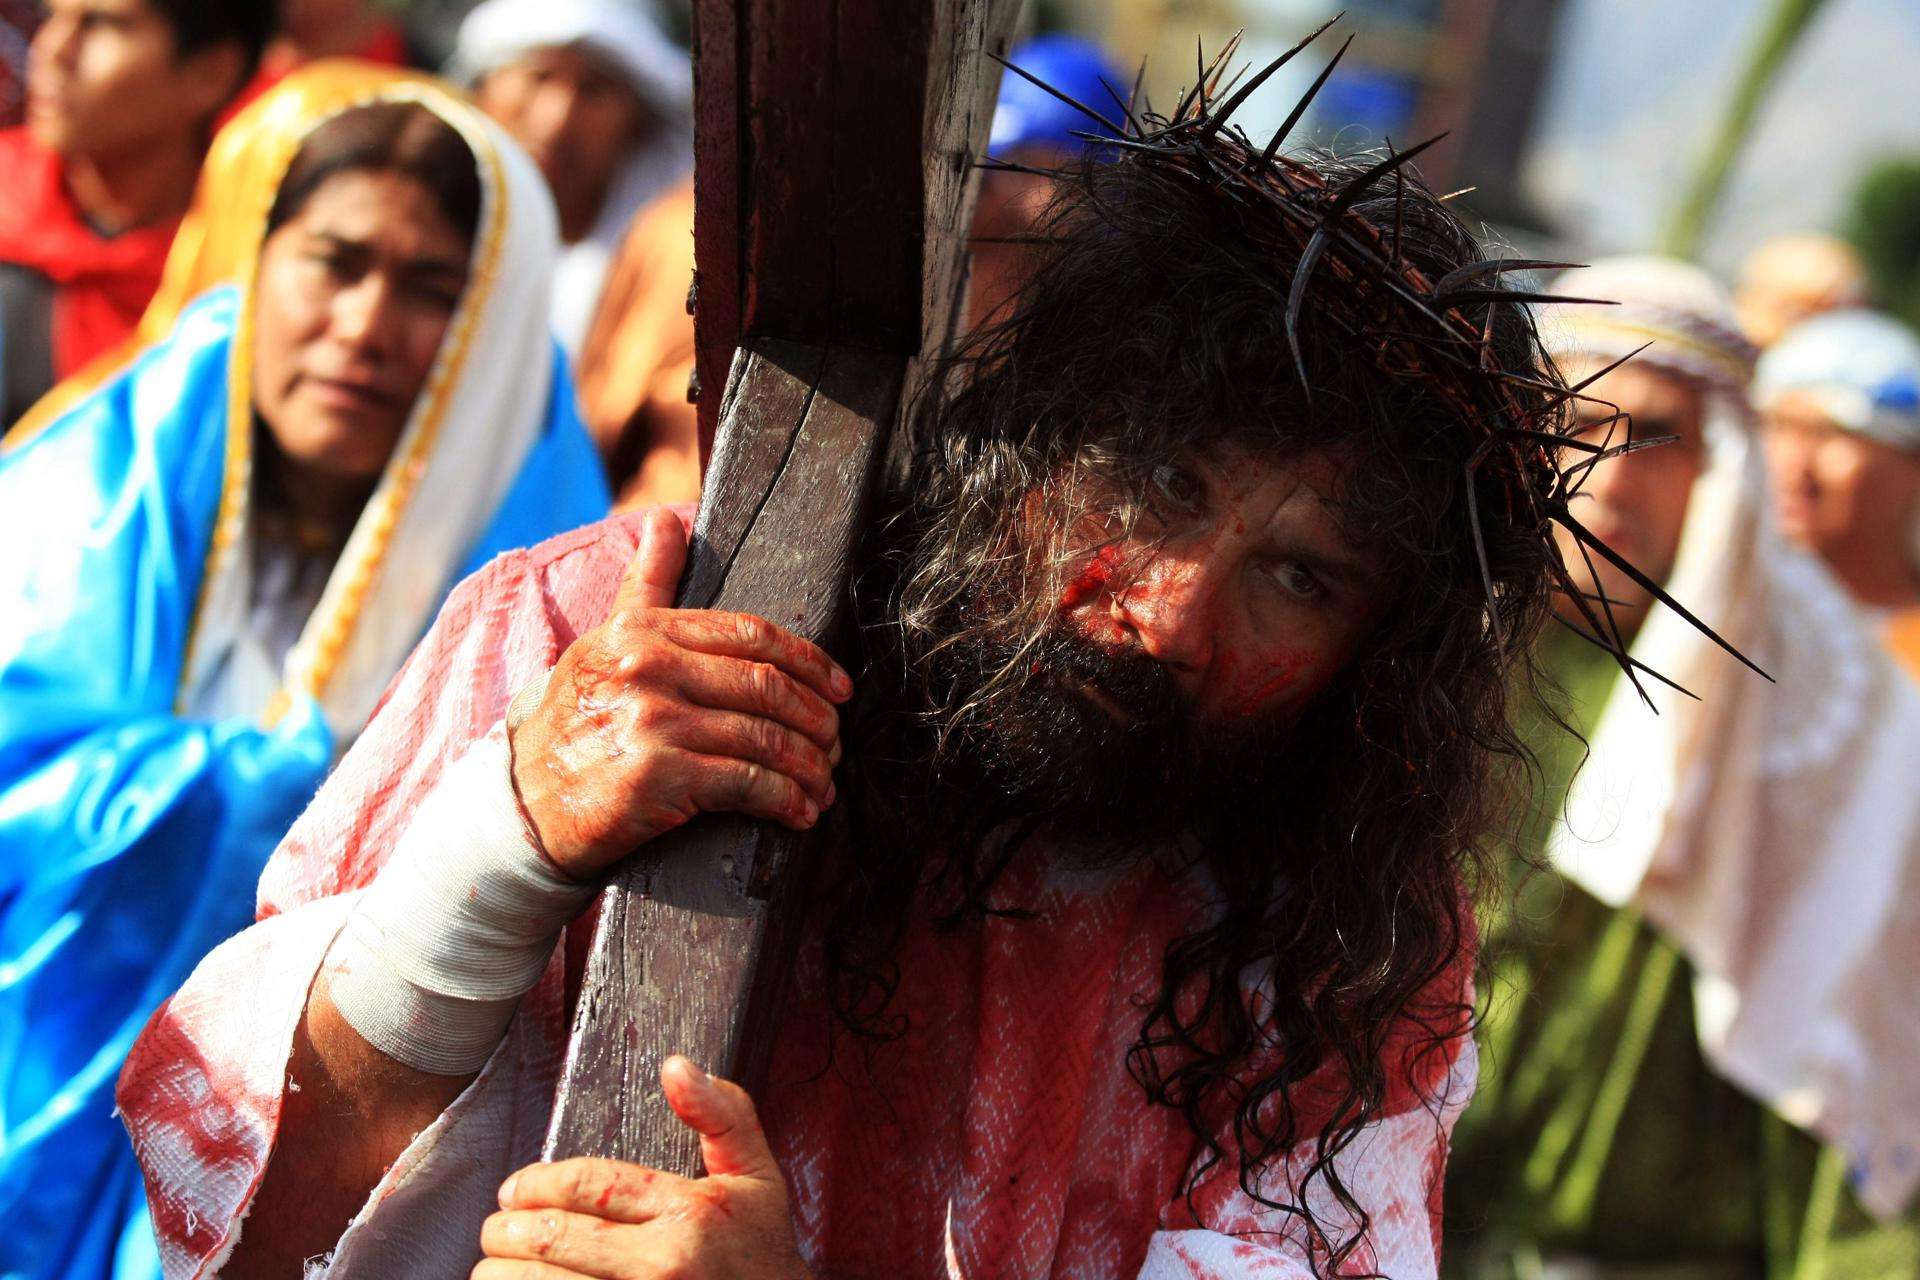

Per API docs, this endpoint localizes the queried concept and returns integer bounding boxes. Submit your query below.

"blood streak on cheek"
[1228,650,1315,716]
[1059,544,1126,611]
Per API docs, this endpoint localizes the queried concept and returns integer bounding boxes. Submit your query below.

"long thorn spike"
[1559,511,1773,681]
[1261,33,1355,165]
[1326,133,1446,221]
[987,51,1125,137]
[1463,445,1507,650]
[1098,75,1144,135]
[1204,12,1345,142]
[1390,156,1405,265]
[1550,613,1701,700]
[1284,228,1333,397]
[1566,343,1653,395]
[1434,259,1585,296]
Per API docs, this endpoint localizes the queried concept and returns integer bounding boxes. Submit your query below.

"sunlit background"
[8,0,1917,321]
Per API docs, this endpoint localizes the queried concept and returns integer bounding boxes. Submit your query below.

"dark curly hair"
[150,0,276,112]
[809,87,1574,1276]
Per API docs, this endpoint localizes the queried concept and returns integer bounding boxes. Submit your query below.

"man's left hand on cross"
[480,1055,811,1279]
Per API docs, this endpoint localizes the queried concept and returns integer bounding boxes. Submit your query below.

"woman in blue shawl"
[0,64,609,1278]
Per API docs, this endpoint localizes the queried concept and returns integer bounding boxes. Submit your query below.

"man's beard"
[920,617,1292,853]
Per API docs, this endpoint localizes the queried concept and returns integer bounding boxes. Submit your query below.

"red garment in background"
[0,127,177,378]
[220,21,410,124]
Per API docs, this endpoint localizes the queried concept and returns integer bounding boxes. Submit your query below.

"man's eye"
[1150,464,1203,513]
[1266,558,1324,601]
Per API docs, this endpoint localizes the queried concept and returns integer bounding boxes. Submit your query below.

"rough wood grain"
[545,339,898,1166]
[689,0,1002,452]
[546,0,1019,1170]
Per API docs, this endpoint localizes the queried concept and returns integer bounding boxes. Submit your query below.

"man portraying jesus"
[121,84,1650,1279]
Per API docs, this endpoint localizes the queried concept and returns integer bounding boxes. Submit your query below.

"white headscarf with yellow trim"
[1542,256,1920,1218]
[175,62,567,743]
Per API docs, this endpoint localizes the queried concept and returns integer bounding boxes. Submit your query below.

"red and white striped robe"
[117,510,1476,1279]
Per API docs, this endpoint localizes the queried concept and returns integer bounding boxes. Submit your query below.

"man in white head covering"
[448,0,691,356]
[1448,256,1920,1280]
[1755,308,1920,677]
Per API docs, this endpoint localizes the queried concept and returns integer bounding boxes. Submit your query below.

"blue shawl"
[0,286,609,1277]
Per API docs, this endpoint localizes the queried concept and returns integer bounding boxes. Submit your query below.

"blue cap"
[990,34,1127,156]
[1754,309,1920,451]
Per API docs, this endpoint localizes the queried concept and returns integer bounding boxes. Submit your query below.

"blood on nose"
[1115,555,1216,670]
[1059,545,1124,611]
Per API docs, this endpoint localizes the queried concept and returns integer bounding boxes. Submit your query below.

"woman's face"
[251,169,472,484]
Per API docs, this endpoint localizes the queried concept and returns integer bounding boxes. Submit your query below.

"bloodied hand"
[507,508,853,880]
[478,1058,811,1280]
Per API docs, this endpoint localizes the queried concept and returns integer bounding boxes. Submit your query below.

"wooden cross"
[544,0,1021,1172]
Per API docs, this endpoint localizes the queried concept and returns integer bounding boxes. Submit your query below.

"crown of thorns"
[983,19,1766,705]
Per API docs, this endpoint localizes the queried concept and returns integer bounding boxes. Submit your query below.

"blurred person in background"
[1448,257,1920,1280]
[968,32,1125,330]
[224,0,413,118]
[574,174,696,507]
[0,66,607,1279]
[1755,309,1920,679]
[1736,233,1870,351]
[450,0,691,357]
[0,0,270,428]
[0,0,36,127]
[572,33,1129,512]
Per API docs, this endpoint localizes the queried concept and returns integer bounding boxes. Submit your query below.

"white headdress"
[1544,257,1920,1220]
[177,67,574,743]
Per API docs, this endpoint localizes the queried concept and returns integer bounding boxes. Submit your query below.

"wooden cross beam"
[544,0,1020,1171]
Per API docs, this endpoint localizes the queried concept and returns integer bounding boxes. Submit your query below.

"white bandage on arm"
[326,674,596,1075]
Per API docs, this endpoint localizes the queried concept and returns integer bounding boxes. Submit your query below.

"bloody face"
[251,169,472,486]
[1055,445,1380,720]
[927,443,1383,844]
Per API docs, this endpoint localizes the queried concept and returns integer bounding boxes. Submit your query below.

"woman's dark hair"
[266,101,482,247]
[821,138,1567,1275]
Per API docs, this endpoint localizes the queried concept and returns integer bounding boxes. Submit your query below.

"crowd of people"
[1,3,1918,1279]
